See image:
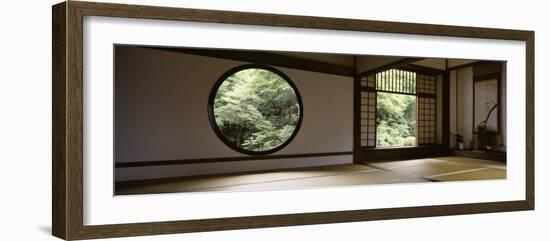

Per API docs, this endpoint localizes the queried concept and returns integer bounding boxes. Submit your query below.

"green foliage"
[376,92,417,147]
[213,68,300,152]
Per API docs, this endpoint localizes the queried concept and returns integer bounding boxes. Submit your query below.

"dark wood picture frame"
[52,1,534,240]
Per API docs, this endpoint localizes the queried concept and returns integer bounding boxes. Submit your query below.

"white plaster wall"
[114,46,353,181]
[459,67,475,147]
[449,64,507,148]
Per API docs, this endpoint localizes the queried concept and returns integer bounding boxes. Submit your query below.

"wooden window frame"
[207,64,304,156]
[358,69,438,149]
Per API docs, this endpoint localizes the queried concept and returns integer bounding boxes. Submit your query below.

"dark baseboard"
[116,151,353,168]
[452,149,507,162]
[356,145,450,163]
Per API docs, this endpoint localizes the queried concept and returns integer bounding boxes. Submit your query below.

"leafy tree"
[213,68,300,151]
[376,92,417,147]
[374,69,418,147]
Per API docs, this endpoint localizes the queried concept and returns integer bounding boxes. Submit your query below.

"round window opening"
[209,65,303,155]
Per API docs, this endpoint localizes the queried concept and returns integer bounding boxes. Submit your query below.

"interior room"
[114,45,507,195]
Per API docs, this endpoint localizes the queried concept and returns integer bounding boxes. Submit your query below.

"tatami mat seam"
[363,163,440,182]
[425,167,492,178]
[117,157,507,194]
[177,169,381,192]
[368,158,505,171]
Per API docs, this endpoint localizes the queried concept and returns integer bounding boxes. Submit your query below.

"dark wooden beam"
[442,65,451,149]
[447,60,498,71]
[353,56,360,163]
[357,57,424,77]
[403,63,446,75]
[452,150,506,162]
[116,151,353,168]
[143,46,355,77]
[357,145,448,162]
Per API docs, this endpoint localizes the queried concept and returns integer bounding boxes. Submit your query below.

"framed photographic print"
[52,1,534,240]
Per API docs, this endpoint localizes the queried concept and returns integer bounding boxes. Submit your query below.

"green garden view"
[376,92,417,147]
[213,68,300,152]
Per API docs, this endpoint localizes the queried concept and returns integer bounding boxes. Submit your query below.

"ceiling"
[277,51,481,72]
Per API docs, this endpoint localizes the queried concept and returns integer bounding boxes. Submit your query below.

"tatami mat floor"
[115,156,506,195]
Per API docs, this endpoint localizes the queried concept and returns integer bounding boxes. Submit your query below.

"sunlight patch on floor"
[116,156,506,195]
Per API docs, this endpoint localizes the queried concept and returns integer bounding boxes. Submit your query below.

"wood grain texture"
[52,2,67,239]
[66,2,85,240]
[75,201,530,240]
[71,1,533,40]
[525,32,535,209]
[52,1,535,240]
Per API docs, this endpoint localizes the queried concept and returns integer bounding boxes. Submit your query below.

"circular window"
[208,64,303,155]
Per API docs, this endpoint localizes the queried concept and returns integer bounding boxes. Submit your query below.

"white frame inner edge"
[83,16,526,225]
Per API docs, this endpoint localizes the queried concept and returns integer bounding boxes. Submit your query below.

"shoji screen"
[417,74,436,145]
[359,69,436,147]
[359,75,376,147]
